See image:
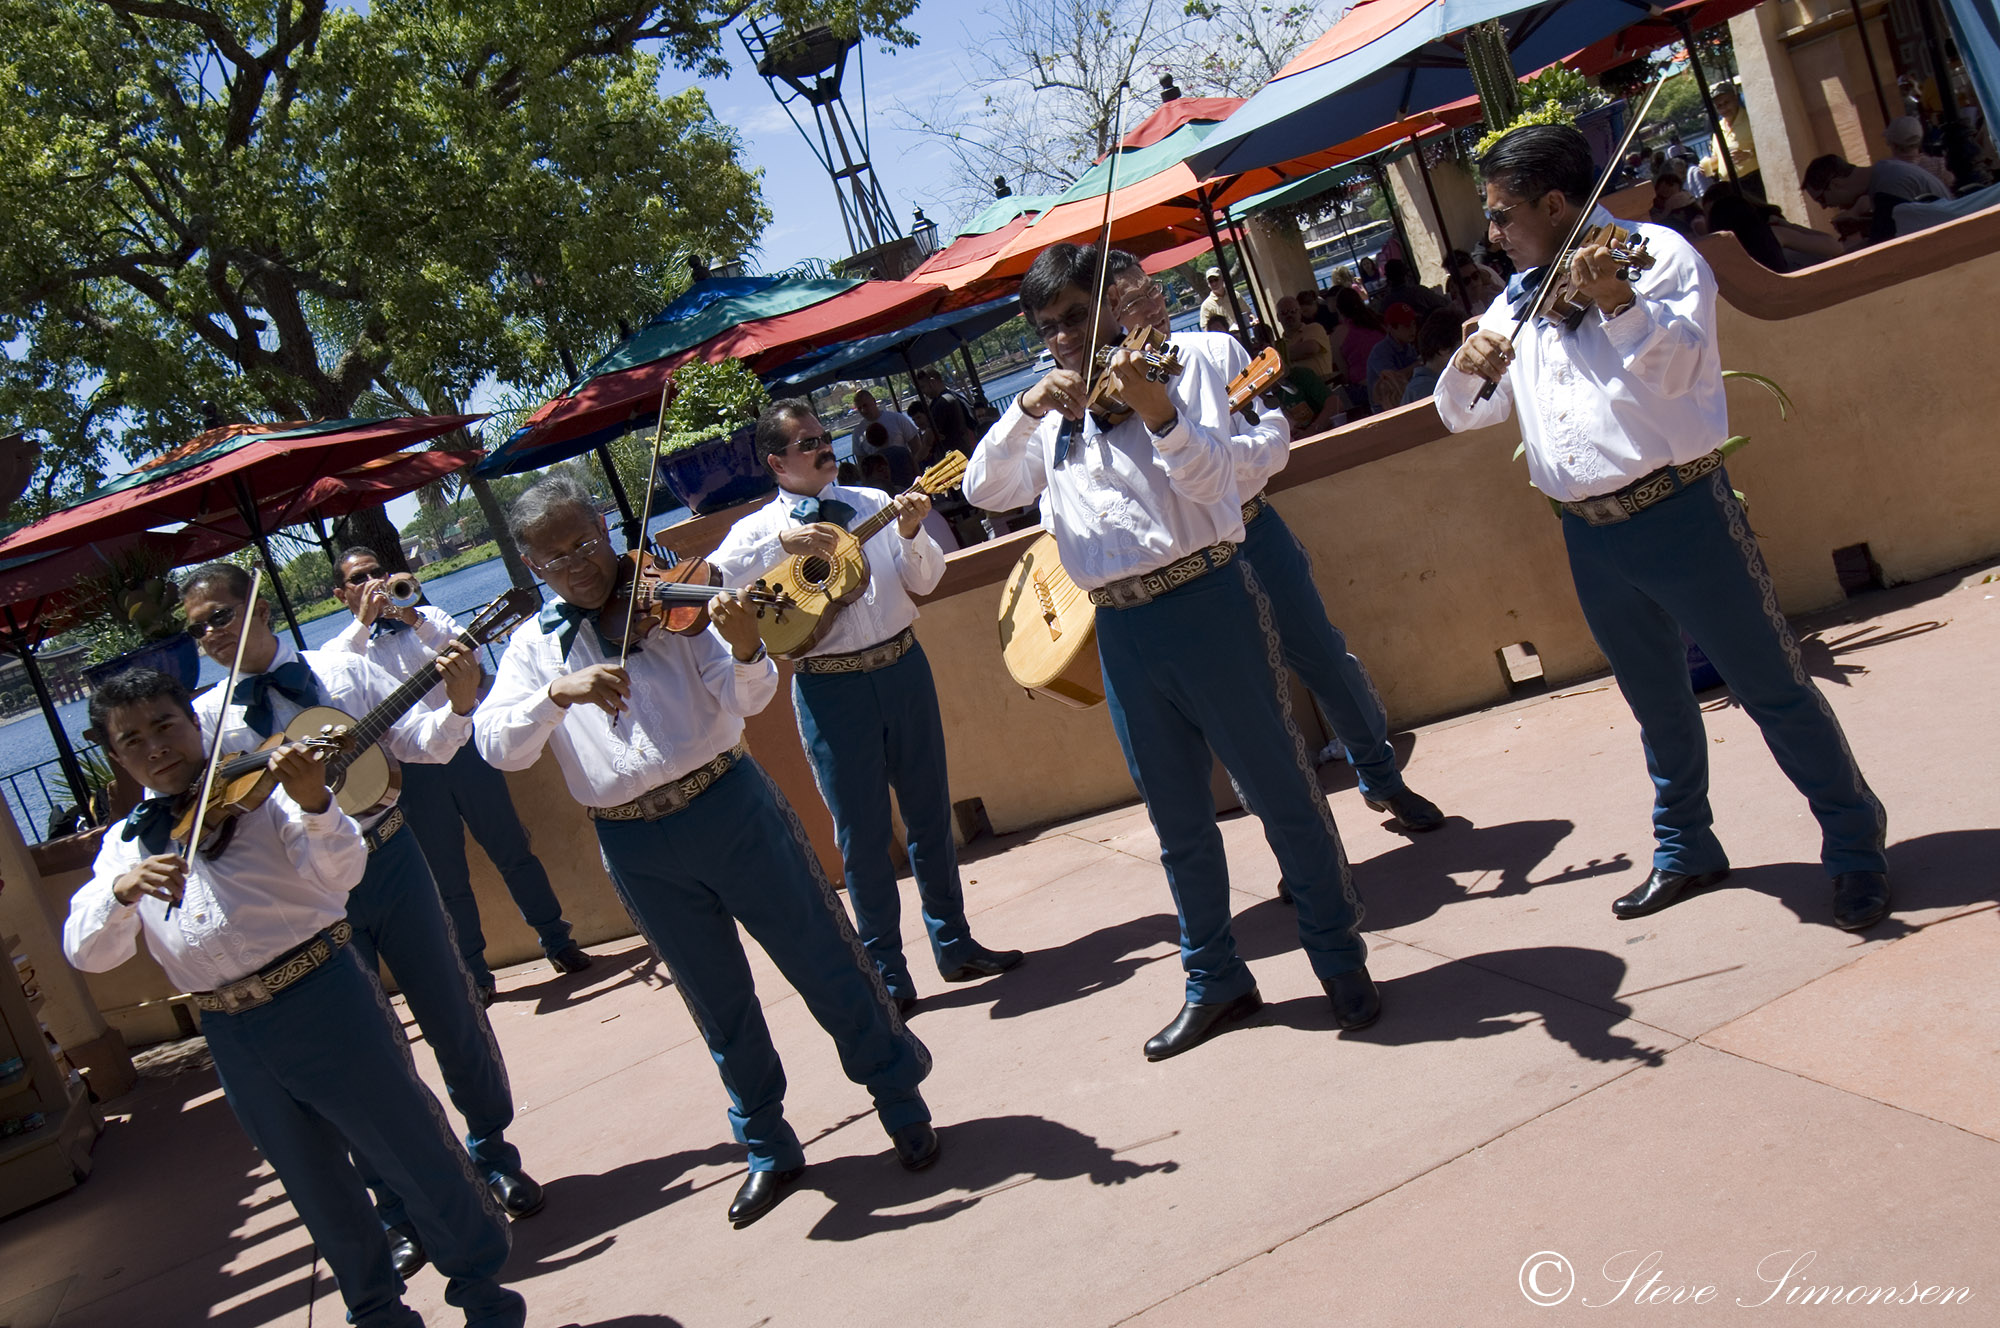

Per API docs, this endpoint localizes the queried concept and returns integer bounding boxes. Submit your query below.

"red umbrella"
[271,448,481,527]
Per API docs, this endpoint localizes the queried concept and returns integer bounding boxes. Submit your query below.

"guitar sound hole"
[798,555,832,588]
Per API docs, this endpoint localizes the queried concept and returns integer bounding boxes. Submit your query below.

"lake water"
[0,505,691,842]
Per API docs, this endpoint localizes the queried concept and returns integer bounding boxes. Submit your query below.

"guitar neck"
[330,627,477,774]
[850,476,952,544]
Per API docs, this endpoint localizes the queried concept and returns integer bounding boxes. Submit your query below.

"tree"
[899,0,1333,221]
[1,0,917,558]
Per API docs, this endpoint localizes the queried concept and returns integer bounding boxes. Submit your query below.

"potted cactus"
[651,358,776,516]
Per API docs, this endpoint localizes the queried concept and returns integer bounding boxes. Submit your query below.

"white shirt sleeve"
[63,830,147,973]
[1148,351,1239,508]
[474,631,568,771]
[1596,241,1713,401]
[1435,359,1516,433]
[329,615,370,656]
[890,521,946,596]
[1233,409,1294,491]
[692,625,781,719]
[963,403,1050,512]
[709,506,791,588]
[275,791,369,894]
[344,652,471,765]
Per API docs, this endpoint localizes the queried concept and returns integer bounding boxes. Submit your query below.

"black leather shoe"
[1831,871,1891,931]
[895,994,919,1018]
[939,946,1025,982]
[1322,967,1381,1030]
[1612,867,1730,919]
[1276,879,1295,905]
[487,1169,545,1219]
[891,1122,940,1172]
[1364,788,1446,833]
[475,982,497,1009]
[387,1222,426,1279]
[549,942,594,975]
[1143,989,1263,1061]
[728,1165,804,1227]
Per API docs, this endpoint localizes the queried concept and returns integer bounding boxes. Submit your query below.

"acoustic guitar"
[1228,346,1285,415]
[997,533,1104,709]
[752,452,968,659]
[271,588,540,817]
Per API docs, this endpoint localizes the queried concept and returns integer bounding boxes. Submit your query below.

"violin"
[1538,223,1656,332]
[169,734,347,858]
[596,548,796,647]
[1081,325,1184,427]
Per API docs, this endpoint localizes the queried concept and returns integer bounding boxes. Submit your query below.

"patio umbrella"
[197,448,485,566]
[765,296,1023,397]
[478,279,947,478]
[0,414,479,648]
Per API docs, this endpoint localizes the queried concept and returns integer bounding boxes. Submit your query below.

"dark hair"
[1332,285,1384,332]
[1704,185,1790,272]
[335,545,380,576]
[1800,154,1853,195]
[182,561,253,604]
[836,460,860,484]
[864,421,888,447]
[1020,243,1103,317]
[1416,308,1463,362]
[1446,249,1473,269]
[1101,248,1142,282]
[1479,123,1597,206]
[1357,256,1379,278]
[1383,258,1410,286]
[755,398,819,461]
[88,667,194,737]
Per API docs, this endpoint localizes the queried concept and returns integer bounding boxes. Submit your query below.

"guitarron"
[997,533,1104,709]
[752,451,968,659]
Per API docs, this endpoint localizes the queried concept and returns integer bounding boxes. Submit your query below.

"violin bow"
[170,566,264,904]
[617,381,674,674]
[1079,80,1132,411]
[1476,77,1669,402]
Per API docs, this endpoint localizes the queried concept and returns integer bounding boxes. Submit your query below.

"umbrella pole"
[1227,221,1274,332]
[1370,160,1419,277]
[234,477,309,651]
[593,443,642,550]
[1676,16,1742,188]
[1846,0,1893,125]
[311,514,340,569]
[2,612,90,829]
[1411,135,1456,263]
[956,344,989,406]
[1198,191,1251,334]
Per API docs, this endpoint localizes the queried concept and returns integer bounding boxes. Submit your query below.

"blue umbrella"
[766,296,1022,397]
[1186,0,1660,180]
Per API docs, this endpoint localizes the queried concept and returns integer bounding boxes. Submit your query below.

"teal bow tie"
[790,496,856,530]
[123,797,175,857]
[233,660,324,738]
[539,598,634,659]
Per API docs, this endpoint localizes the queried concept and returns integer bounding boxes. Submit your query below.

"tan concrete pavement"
[2,565,1995,1327]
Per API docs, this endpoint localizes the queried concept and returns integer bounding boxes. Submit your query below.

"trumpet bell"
[387,574,422,608]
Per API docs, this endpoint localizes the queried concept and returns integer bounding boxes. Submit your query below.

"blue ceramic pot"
[658,424,775,516]
[84,632,201,692]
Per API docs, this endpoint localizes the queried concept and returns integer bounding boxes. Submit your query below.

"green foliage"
[1465,20,1521,132]
[1519,66,1607,115]
[661,359,772,455]
[0,0,916,517]
[75,545,184,663]
[281,550,336,608]
[1476,101,1585,158]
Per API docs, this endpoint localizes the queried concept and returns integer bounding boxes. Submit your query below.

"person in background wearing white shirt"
[331,548,592,1002]
[708,404,1022,1014]
[474,476,938,1230]
[64,668,524,1328]
[179,562,543,1281]
[849,388,920,456]
[1438,124,1889,932]
[964,242,1378,1064]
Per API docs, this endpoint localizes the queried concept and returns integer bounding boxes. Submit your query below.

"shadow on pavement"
[916,913,1180,1020]
[1726,829,2000,939]
[507,1140,747,1278]
[556,1316,689,1327]
[496,948,673,1017]
[800,1113,1177,1242]
[1260,945,1670,1067]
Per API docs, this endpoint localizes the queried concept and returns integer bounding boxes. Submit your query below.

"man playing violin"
[1104,250,1449,843]
[474,477,940,1230]
[707,403,1023,1015]
[1437,124,1890,931]
[964,242,1379,1063]
[330,547,592,1003]
[63,668,525,1328]
[180,562,545,1279]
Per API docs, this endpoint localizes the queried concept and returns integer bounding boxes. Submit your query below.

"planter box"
[82,633,199,692]
[659,425,776,516]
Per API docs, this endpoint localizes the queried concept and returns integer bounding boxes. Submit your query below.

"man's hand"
[708,590,765,662]
[268,740,332,813]
[1569,243,1635,316]
[779,524,843,559]
[1019,368,1088,422]
[549,664,630,717]
[1453,329,1515,384]
[890,491,931,538]
[435,645,483,715]
[1102,348,1175,433]
[114,854,188,907]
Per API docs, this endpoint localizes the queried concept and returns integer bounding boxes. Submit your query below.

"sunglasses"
[343,568,379,587]
[1483,190,1552,228]
[187,604,239,640]
[787,433,832,454]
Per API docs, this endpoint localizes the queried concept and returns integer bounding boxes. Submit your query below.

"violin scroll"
[1542,223,1656,332]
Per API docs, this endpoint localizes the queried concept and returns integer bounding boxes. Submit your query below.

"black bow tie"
[233,660,324,738]
[123,796,176,857]
[539,598,634,659]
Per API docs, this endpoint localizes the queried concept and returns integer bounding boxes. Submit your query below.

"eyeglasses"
[187,605,239,640]
[786,433,831,455]
[1033,305,1095,343]
[1483,190,1551,229]
[527,536,605,576]
[343,568,379,587]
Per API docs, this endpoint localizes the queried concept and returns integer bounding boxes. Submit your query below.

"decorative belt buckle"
[215,976,272,1013]
[646,785,690,819]
[1103,578,1154,608]
[1573,495,1631,526]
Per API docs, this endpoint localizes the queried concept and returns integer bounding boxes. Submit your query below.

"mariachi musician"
[707,404,1022,1014]
[963,242,1381,1063]
[1437,124,1890,931]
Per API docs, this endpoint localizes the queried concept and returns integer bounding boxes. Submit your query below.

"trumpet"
[385,573,422,608]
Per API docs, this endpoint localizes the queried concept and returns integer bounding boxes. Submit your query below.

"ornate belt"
[589,744,747,822]
[1241,492,1268,525]
[192,920,353,1015]
[795,626,917,675]
[361,806,405,854]
[1561,450,1725,526]
[1087,541,1236,609]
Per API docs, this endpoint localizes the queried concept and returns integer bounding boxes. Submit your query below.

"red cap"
[1384,302,1418,325]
